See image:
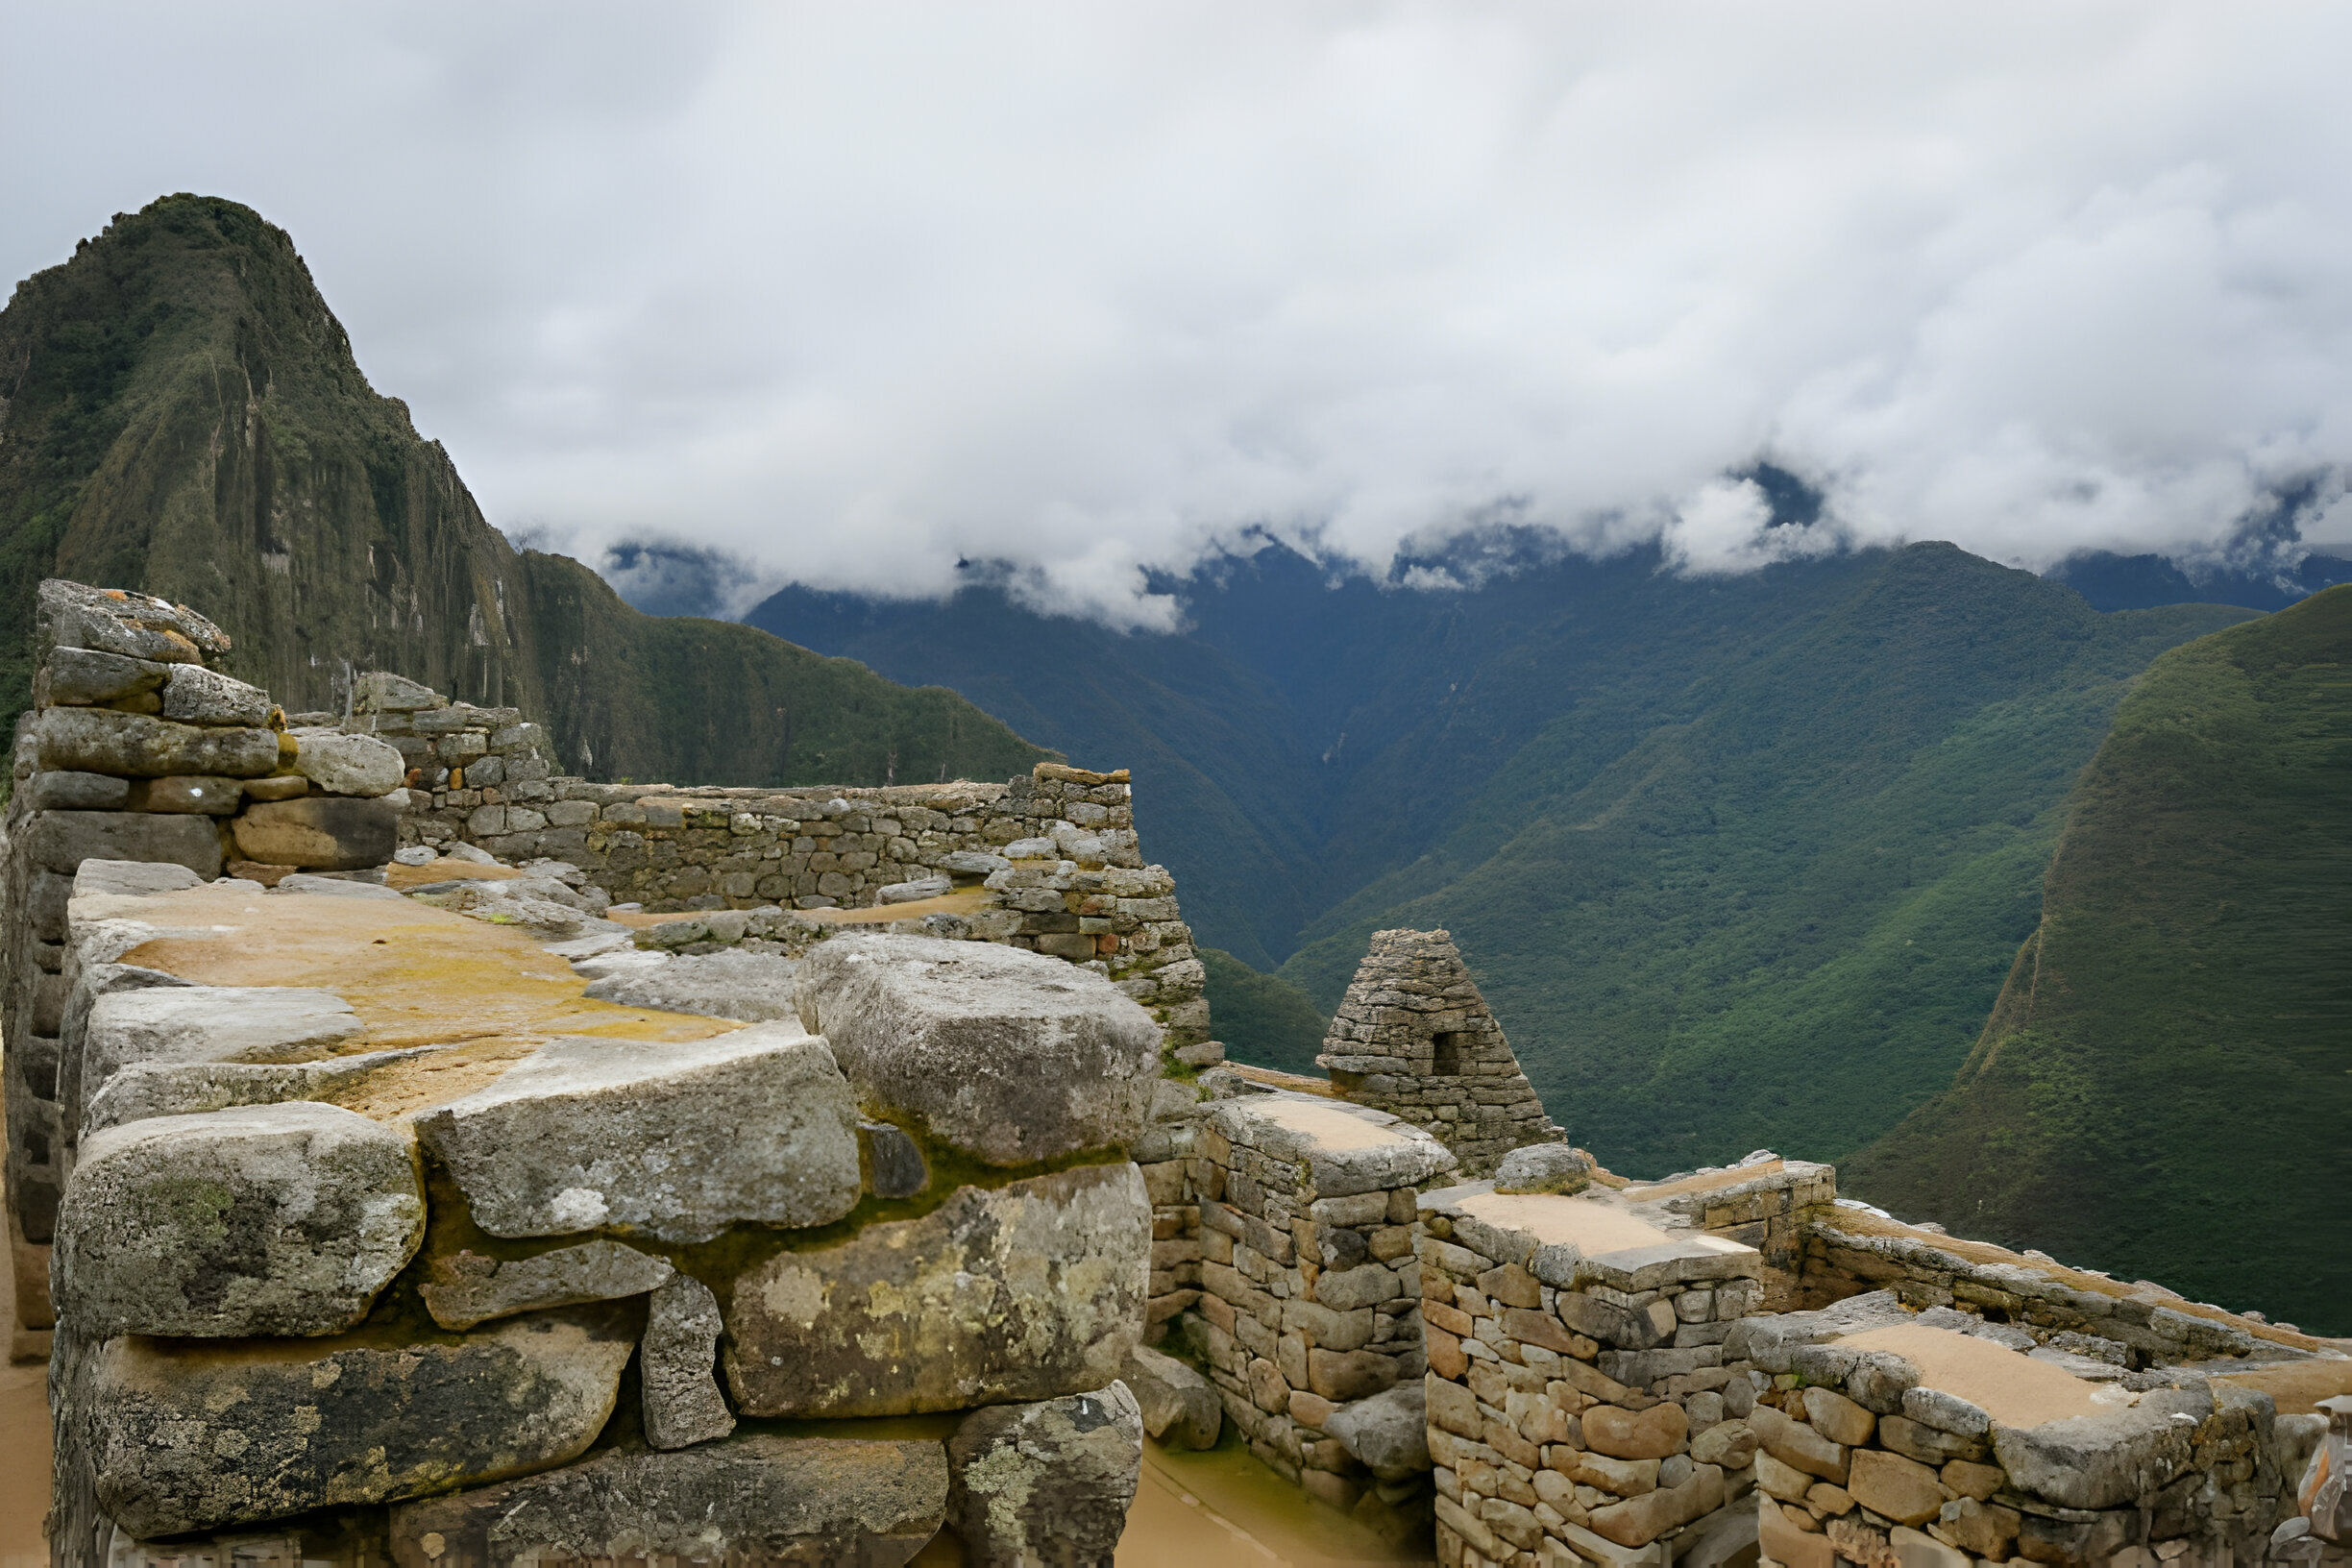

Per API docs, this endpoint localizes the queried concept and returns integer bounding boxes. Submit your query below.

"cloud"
[4,2,2349,620]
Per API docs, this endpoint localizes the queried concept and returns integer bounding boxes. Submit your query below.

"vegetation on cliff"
[1844,585,2352,1335]
[754,544,2251,1177]
[0,195,1048,787]
[1199,947,1329,1074]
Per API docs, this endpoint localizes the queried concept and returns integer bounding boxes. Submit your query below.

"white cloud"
[3,2,2348,619]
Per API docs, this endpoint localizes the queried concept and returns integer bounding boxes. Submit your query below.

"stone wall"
[4,582,412,1314]
[1161,1084,1459,1540]
[333,675,1211,1052]
[1317,929,1565,1177]
[1416,1170,2345,1568]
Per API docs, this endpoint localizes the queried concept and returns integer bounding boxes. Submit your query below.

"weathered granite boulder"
[37,579,227,664]
[421,1240,674,1331]
[643,1273,736,1451]
[47,646,168,706]
[36,706,279,778]
[1494,1141,1591,1195]
[1122,1343,1222,1450]
[125,774,245,814]
[71,858,206,899]
[724,1163,1150,1417]
[231,796,400,870]
[84,1308,634,1536]
[385,1433,949,1567]
[29,809,225,880]
[795,933,1161,1164]
[1326,1379,1432,1481]
[81,986,363,1107]
[583,948,800,1021]
[159,665,272,726]
[415,1024,862,1242]
[56,1101,424,1337]
[290,729,404,796]
[1991,1408,2195,1509]
[947,1382,1142,1567]
[80,1045,444,1137]
[26,769,132,809]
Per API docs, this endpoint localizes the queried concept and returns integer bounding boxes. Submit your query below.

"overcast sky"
[5,3,2350,624]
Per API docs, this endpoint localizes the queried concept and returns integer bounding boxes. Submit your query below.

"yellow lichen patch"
[805,887,996,925]
[96,884,738,1118]
[382,859,527,892]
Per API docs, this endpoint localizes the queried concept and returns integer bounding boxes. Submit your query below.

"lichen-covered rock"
[1990,1408,2195,1510]
[1494,1141,1591,1195]
[231,796,400,870]
[84,1307,634,1536]
[420,1239,674,1331]
[290,729,405,796]
[55,1101,423,1337]
[1122,1343,1222,1450]
[724,1163,1150,1417]
[80,1044,444,1137]
[795,933,1161,1164]
[36,707,279,778]
[385,1433,948,1567]
[1327,1379,1432,1481]
[46,646,167,706]
[81,986,363,1108]
[642,1273,735,1450]
[415,1023,862,1242]
[583,947,799,1021]
[947,1383,1142,1567]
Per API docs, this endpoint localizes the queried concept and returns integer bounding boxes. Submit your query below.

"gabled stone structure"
[1314,928,1565,1177]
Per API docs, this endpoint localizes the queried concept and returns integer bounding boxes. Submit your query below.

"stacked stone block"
[3,582,407,1297]
[42,888,1158,1566]
[1417,1181,1768,1568]
[1318,928,1565,1177]
[336,672,1212,1051]
[1624,1158,1841,1311]
[1170,1089,1457,1531]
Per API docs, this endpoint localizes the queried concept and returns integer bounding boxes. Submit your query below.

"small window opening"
[1431,1031,1466,1075]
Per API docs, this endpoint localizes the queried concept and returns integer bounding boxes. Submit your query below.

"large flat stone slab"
[231,796,400,870]
[1208,1092,1458,1196]
[795,933,1162,1164]
[385,1433,949,1567]
[84,1308,634,1536]
[56,1101,424,1337]
[415,1023,862,1242]
[35,707,278,778]
[724,1162,1150,1417]
[82,986,363,1106]
[583,947,800,1021]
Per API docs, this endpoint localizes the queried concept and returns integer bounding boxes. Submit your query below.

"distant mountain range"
[1846,585,2351,1334]
[0,195,1046,787]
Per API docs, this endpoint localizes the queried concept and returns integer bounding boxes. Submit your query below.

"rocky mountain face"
[1845,584,2352,1335]
[0,195,1047,788]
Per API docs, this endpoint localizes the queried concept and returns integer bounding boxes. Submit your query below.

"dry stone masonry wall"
[1318,928,1567,1177]
[2,579,1211,1565]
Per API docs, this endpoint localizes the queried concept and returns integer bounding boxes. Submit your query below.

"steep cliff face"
[1845,584,2352,1334]
[0,195,1047,787]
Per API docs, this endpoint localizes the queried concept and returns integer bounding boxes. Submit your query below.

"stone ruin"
[1316,927,1566,1177]
[4,577,2349,1568]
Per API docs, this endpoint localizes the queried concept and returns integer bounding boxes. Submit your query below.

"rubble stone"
[947,1382,1143,1567]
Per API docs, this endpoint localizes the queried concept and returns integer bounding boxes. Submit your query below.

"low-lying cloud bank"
[8,3,2351,625]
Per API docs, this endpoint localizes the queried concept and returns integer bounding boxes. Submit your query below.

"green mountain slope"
[1844,585,2352,1335]
[1200,947,1330,1074]
[1270,547,2254,1174]
[0,195,1047,787]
